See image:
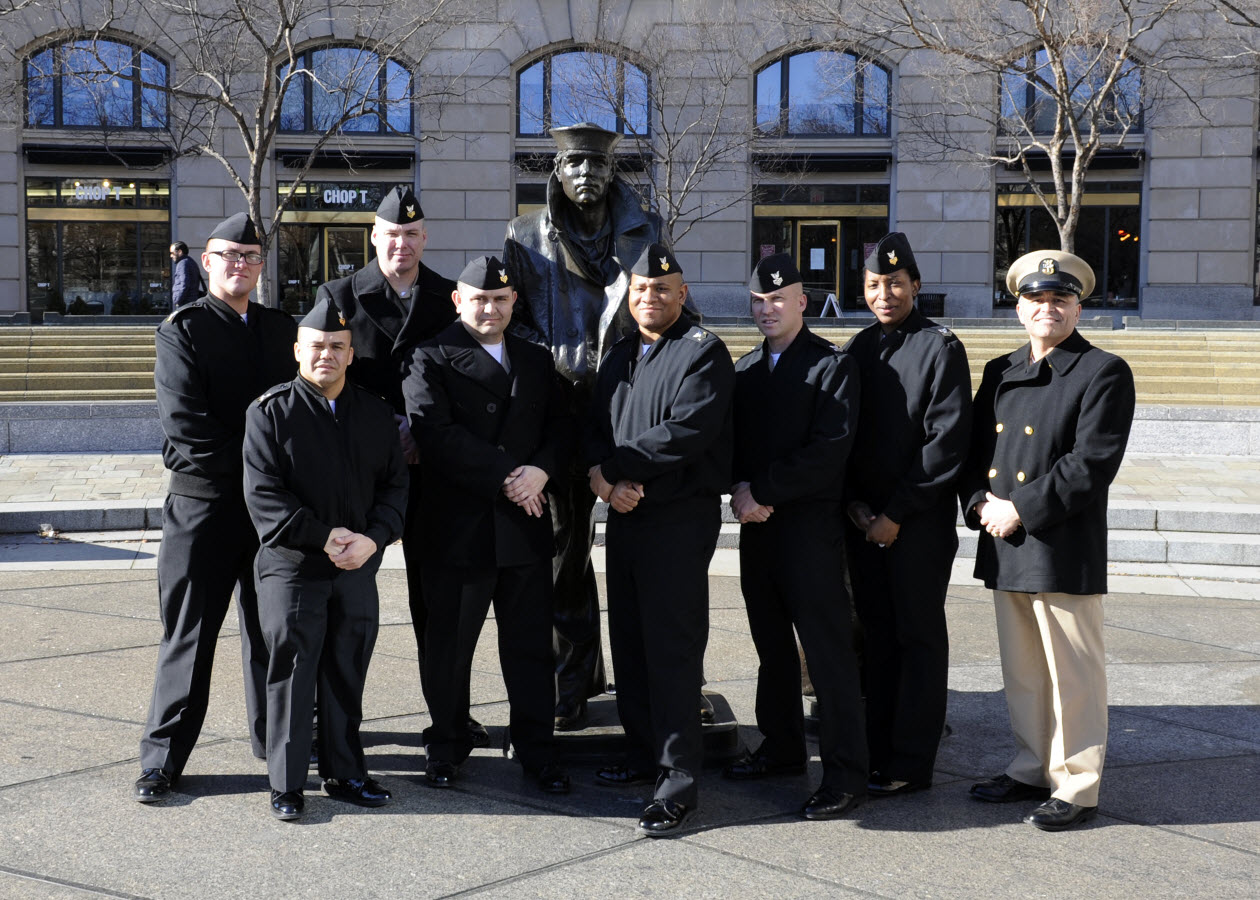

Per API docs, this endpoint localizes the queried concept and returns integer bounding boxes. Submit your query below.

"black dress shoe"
[270,790,304,821]
[801,788,865,821]
[554,700,588,732]
[595,763,655,787]
[699,693,715,724]
[134,768,175,803]
[867,774,932,796]
[324,776,392,807]
[425,760,458,788]
[638,798,690,835]
[722,751,806,781]
[467,717,491,749]
[969,773,1051,804]
[1024,797,1097,831]
[533,763,571,794]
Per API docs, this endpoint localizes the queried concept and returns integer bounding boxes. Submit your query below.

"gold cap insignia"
[887,251,899,266]
[1040,258,1057,275]
[498,269,508,284]
[660,257,669,272]
[338,312,346,326]
[771,271,783,286]
[405,204,416,219]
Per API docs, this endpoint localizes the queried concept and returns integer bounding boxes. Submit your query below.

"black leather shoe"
[1024,797,1097,831]
[638,798,690,835]
[270,790,304,821]
[969,773,1051,804]
[722,751,806,781]
[534,763,571,794]
[554,700,588,732]
[867,774,931,796]
[425,760,458,788]
[801,788,865,821]
[467,717,491,749]
[699,693,715,724]
[595,763,655,787]
[133,768,175,803]
[324,777,392,807]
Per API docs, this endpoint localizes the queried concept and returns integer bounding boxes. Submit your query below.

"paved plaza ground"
[0,550,1256,898]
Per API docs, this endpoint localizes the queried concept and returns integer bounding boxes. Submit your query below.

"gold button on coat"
[988,468,997,478]
[1024,426,1033,435]
[996,423,1004,433]
[1017,471,1026,482]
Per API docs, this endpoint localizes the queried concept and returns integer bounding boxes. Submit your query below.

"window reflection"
[1001,47,1143,136]
[281,46,412,135]
[756,50,890,137]
[26,39,168,130]
[517,50,649,136]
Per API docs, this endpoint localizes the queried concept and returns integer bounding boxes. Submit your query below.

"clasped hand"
[323,526,378,570]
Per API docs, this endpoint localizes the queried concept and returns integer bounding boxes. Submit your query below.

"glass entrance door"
[326,227,368,282]
[277,224,370,314]
[796,220,840,315]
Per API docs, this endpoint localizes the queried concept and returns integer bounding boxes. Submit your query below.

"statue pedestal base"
[553,690,740,764]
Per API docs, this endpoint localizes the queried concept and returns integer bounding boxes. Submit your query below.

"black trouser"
[740,504,868,795]
[846,500,956,784]
[402,463,427,685]
[140,491,267,774]
[257,555,380,793]
[421,560,557,773]
[550,469,607,713]
[605,498,718,808]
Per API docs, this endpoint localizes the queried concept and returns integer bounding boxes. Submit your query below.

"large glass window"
[1001,47,1142,136]
[280,46,412,134]
[994,182,1141,309]
[517,50,648,136]
[755,50,889,137]
[26,39,167,129]
[25,178,171,316]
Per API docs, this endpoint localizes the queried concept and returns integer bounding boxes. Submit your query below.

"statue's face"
[556,151,613,210]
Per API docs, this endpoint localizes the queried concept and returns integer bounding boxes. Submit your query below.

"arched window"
[1001,47,1143,135]
[280,46,412,134]
[26,39,168,129]
[755,50,890,137]
[517,49,648,137]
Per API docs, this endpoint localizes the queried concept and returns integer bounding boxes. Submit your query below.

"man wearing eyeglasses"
[135,212,299,803]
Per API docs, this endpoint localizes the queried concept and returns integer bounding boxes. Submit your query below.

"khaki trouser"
[993,590,1107,807]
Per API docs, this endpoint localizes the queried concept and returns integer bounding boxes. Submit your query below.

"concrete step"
[0,389,156,402]
[0,373,154,391]
[0,358,156,373]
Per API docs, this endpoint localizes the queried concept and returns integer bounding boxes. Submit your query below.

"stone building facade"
[1,0,1257,321]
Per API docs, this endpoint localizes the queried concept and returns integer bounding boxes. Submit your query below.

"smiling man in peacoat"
[403,256,573,795]
[961,250,1135,832]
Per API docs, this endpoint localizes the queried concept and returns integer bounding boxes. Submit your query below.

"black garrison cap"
[749,253,802,293]
[550,122,622,155]
[376,185,424,224]
[299,296,349,333]
[629,243,682,278]
[207,212,260,245]
[458,256,512,291]
[864,232,918,276]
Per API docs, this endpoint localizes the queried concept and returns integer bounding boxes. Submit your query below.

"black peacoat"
[961,329,1136,595]
[316,257,456,413]
[402,321,574,568]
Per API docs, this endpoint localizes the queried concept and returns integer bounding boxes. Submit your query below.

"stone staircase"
[0,322,1256,407]
[0,326,157,401]
[710,324,1260,407]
